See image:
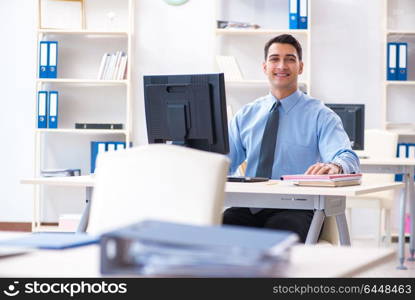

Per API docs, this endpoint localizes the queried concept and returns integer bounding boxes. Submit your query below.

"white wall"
[311,0,383,129]
[133,0,216,145]
[0,0,36,221]
[0,0,403,236]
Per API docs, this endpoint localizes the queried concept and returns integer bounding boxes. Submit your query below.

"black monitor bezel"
[143,73,229,154]
[325,103,365,151]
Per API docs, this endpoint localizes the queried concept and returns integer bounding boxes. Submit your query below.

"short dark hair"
[264,34,302,61]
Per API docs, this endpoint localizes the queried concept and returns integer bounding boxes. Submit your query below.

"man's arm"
[228,114,247,175]
[306,110,360,175]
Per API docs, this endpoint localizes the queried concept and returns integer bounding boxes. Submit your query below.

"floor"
[352,238,415,277]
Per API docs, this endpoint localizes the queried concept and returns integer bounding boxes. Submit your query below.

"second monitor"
[143,73,229,154]
[326,103,365,151]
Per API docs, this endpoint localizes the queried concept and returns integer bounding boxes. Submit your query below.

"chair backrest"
[363,128,399,184]
[361,129,399,206]
[364,129,398,159]
[87,144,230,234]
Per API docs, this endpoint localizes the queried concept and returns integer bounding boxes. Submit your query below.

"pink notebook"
[281,174,362,181]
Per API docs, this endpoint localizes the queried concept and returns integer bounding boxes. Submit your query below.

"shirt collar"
[268,90,302,113]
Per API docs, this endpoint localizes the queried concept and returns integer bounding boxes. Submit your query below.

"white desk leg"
[305,209,325,244]
[336,213,351,246]
[408,168,415,261]
[397,175,408,270]
[76,187,92,233]
[33,185,40,232]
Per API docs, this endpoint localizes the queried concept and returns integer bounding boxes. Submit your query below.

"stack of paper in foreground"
[100,220,298,277]
[281,173,362,187]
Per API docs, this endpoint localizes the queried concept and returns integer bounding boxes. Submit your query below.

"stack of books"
[281,173,362,187]
[97,51,128,80]
[100,220,298,277]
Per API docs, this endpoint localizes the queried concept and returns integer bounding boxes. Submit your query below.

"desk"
[21,176,403,246]
[21,176,94,233]
[225,181,403,247]
[360,158,415,269]
[0,244,394,277]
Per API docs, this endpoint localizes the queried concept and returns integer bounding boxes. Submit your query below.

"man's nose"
[276,60,287,69]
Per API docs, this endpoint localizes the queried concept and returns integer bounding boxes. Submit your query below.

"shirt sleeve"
[228,112,247,175]
[317,110,361,174]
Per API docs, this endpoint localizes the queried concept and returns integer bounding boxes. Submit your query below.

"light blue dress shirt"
[228,90,360,178]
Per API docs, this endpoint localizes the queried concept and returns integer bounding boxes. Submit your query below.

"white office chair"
[347,129,398,246]
[87,144,230,234]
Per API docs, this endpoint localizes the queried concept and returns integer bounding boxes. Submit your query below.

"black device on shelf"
[326,103,365,150]
[75,123,123,130]
[143,73,229,154]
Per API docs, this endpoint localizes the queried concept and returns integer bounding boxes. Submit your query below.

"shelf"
[216,28,309,35]
[37,79,128,86]
[35,129,128,135]
[385,122,415,128]
[387,30,415,36]
[387,131,415,136]
[38,29,129,36]
[21,175,95,187]
[385,81,415,86]
[385,123,415,135]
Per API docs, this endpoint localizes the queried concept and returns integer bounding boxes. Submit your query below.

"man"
[223,34,360,243]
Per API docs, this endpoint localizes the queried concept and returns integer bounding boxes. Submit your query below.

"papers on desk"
[100,220,298,277]
[0,233,98,250]
[281,173,362,187]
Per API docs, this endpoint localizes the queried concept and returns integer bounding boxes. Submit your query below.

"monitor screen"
[143,73,229,154]
[325,104,365,150]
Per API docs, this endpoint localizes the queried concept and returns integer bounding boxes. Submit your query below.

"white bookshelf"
[214,0,312,115]
[30,0,135,232]
[382,0,415,134]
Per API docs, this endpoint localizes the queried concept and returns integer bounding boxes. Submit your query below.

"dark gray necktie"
[250,101,280,214]
[256,101,280,178]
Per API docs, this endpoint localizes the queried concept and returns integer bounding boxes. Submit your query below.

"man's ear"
[262,61,267,74]
[299,61,304,75]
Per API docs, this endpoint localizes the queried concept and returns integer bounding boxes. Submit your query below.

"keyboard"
[226,176,269,183]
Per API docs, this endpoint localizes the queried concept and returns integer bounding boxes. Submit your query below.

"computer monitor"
[326,103,365,150]
[143,73,229,154]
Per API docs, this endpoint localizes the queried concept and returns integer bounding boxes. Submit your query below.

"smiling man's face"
[262,42,303,94]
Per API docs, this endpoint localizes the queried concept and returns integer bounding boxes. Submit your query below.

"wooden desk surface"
[0,244,394,278]
[21,176,404,197]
